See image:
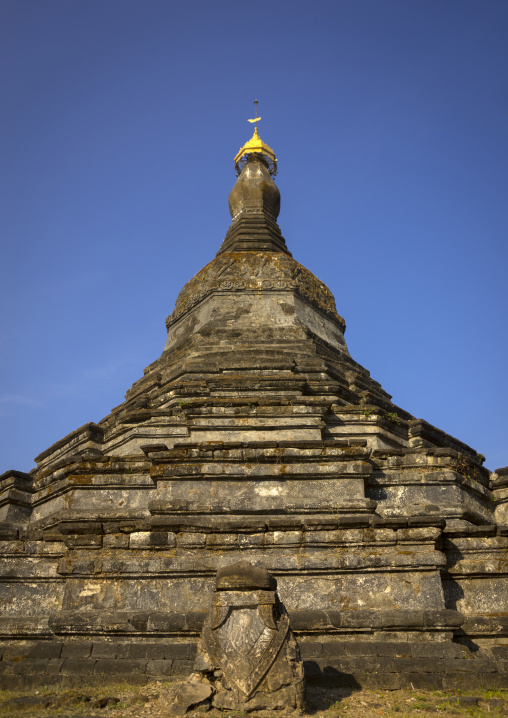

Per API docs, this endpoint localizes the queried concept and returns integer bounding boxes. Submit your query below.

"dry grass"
[0,681,506,718]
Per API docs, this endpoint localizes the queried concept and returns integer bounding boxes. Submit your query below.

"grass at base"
[0,681,506,717]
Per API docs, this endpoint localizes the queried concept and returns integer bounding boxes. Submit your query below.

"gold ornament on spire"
[234,99,277,177]
[247,98,262,125]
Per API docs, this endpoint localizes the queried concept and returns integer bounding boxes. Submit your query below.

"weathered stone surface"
[170,679,213,715]
[0,139,506,690]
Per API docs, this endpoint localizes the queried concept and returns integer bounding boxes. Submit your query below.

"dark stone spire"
[217,155,291,255]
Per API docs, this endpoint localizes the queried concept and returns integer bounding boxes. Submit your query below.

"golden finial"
[234,100,277,177]
[247,99,262,129]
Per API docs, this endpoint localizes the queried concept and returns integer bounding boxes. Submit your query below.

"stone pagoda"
[1,121,507,691]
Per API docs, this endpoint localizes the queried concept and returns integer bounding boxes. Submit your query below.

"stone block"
[12,659,48,674]
[64,535,102,548]
[267,517,303,530]
[409,642,446,658]
[103,533,129,549]
[238,533,265,547]
[365,528,396,544]
[164,643,194,659]
[24,673,60,688]
[42,528,65,542]
[98,558,124,572]
[272,530,302,545]
[343,641,378,656]
[491,645,508,660]
[205,533,238,549]
[330,656,389,674]
[61,658,96,675]
[150,532,175,548]
[27,642,63,659]
[0,540,25,555]
[463,615,508,634]
[397,527,440,541]
[184,612,207,632]
[61,642,92,659]
[147,659,174,676]
[171,659,195,674]
[337,528,364,543]
[288,610,329,631]
[45,658,64,674]
[103,520,146,534]
[383,610,424,629]
[408,516,446,528]
[442,673,492,690]
[443,643,467,658]
[319,658,353,674]
[0,662,16,675]
[23,539,56,555]
[325,610,342,628]
[302,530,337,544]
[94,659,146,674]
[302,660,321,678]
[148,612,185,632]
[177,532,206,548]
[399,673,444,690]
[424,609,463,628]
[59,521,102,535]
[129,531,151,548]
[321,642,347,658]
[126,613,148,632]
[390,657,438,673]
[222,519,265,534]
[57,558,95,574]
[374,642,410,656]
[303,517,338,530]
[117,642,165,660]
[298,642,323,659]
[356,655,396,673]
[338,516,373,528]
[475,673,508,689]
[355,672,401,690]
[442,658,497,673]
[341,610,383,628]
[0,675,23,690]
[1,645,31,661]
[372,517,407,529]
[0,526,19,540]
[91,643,117,658]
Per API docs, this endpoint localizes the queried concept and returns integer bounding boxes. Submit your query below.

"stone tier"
[2,628,508,691]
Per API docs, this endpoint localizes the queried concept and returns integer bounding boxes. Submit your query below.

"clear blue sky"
[1,0,507,473]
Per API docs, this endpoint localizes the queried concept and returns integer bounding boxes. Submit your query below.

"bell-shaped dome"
[217,154,290,255]
[228,155,280,222]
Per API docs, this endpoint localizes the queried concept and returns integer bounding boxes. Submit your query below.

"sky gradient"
[1,0,507,473]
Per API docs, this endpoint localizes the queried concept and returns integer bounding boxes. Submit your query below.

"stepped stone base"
[1,636,507,691]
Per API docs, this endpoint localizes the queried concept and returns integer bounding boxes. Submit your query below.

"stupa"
[1,115,507,691]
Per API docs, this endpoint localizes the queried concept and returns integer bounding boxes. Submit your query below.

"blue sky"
[1,0,507,473]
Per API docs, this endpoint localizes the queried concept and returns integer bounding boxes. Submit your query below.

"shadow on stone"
[443,575,480,653]
[453,629,480,653]
[304,661,361,690]
[303,664,361,714]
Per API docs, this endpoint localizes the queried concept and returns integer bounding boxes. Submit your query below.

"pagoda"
[1,119,507,691]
